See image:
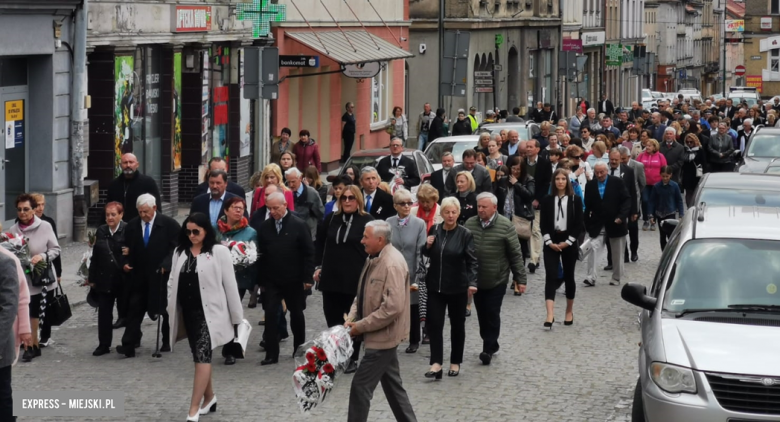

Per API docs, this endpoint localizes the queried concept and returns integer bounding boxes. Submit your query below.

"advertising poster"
[172,52,182,171]
[239,49,251,157]
[114,56,135,177]
[202,51,210,164]
[213,86,229,159]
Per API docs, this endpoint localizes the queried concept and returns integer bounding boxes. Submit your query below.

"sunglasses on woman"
[340,195,356,202]
[186,229,201,236]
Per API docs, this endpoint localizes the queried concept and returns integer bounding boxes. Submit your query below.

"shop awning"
[285,30,414,65]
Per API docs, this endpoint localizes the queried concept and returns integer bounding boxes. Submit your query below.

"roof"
[285,31,414,65]
[726,0,745,18]
[701,173,780,191]
[695,206,780,240]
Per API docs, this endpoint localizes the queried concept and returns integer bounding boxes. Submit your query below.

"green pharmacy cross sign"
[237,0,287,38]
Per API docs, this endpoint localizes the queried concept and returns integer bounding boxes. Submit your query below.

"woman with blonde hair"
[454,171,477,226]
[410,183,443,339]
[670,121,683,140]
[586,140,608,168]
[250,163,295,216]
[475,132,491,155]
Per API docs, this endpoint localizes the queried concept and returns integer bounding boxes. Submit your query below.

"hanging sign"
[342,62,381,79]
[172,5,212,33]
[4,100,24,149]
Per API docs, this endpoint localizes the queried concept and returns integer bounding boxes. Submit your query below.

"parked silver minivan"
[623,204,780,421]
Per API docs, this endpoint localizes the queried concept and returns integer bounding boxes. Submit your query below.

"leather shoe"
[21,348,34,362]
[345,359,358,374]
[224,355,236,365]
[116,345,135,358]
[112,318,126,329]
[479,352,492,365]
[528,263,536,274]
[160,343,171,352]
[92,346,111,356]
[260,357,278,366]
[405,344,418,353]
[259,340,267,350]
[631,253,639,262]
[603,265,613,271]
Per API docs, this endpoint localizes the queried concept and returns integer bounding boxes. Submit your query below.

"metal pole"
[722,0,726,95]
[493,40,499,112]
[71,0,88,242]
[437,0,444,108]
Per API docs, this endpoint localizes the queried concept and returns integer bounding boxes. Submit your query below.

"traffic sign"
[735,65,746,76]
[474,71,493,77]
[474,79,493,85]
[475,87,493,93]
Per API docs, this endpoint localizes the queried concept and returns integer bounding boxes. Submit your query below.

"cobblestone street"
[12,230,663,421]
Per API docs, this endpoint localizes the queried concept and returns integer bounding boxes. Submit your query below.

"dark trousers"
[322,291,361,361]
[348,348,417,422]
[409,304,421,345]
[520,238,530,260]
[543,233,578,301]
[97,291,117,347]
[342,133,355,161]
[262,283,305,360]
[426,290,467,365]
[641,186,653,222]
[121,289,169,348]
[0,365,12,421]
[657,214,676,251]
[472,284,505,354]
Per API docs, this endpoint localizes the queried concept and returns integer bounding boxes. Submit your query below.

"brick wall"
[87,188,109,226]
[161,172,179,217]
[178,165,201,203]
[230,155,253,191]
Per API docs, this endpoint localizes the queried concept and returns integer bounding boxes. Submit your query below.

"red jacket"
[293,139,322,172]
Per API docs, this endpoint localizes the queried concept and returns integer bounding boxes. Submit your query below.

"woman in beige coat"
[167,212,243,422]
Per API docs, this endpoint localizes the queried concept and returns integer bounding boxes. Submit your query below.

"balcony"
[704,61,719,74]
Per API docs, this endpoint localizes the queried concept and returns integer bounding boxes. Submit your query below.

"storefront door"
[1,87,28,226]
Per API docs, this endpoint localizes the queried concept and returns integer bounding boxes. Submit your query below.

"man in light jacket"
[346,220,417,422]
[0,246,31,420]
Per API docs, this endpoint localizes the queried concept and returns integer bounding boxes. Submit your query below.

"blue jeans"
[641,185,654,222]
[418,132,428,151]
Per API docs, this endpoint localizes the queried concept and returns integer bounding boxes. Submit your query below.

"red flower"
[316,348,328,362]
[237,243,246,254]
[322,363,335,374]
[306,362,317,373]
[305,352,316,363]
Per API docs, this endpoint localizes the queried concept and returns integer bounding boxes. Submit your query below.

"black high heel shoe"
[448,365,460,377]
[543,318,554,330]
[564,315,574,326]
[424,369,443,380]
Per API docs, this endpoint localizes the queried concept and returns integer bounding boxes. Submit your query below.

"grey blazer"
[387,215,427,305]
[293,185,325,239]
[0,253,20,368]
[628,159,646,213]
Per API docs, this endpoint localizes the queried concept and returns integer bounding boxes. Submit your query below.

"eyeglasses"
[229,206,245,212]
[570,155,582,160]
[340,195,356,202]
[185,229,201,236]
[17,207,31,212]
[395,201,413,207]
[390,144,403,148]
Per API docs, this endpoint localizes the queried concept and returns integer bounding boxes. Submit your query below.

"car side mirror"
[326,175,337,183]
[621,283,657,312]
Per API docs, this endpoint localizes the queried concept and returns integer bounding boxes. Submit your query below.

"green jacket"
[464,213,527,290]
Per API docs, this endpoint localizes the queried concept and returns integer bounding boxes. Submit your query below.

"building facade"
[408,0,561,142]
[0,1,83,238]
[644,1,660,91]
[582,0,606,107]
[744,0,779,97]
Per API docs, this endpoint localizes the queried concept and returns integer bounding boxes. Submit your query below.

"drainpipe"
[71,0,88,242]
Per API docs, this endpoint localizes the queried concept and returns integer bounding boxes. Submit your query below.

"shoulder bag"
[47,282,72,326]
[30,255,57,287]
[512,214,532,241]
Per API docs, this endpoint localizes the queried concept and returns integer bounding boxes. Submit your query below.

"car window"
[651,232,681,298]
[662,239,780,312]
[413,153,426,175]
[528,125,541,139]
[342,156,383,175]
[699,187,780,207]
[425,142,476,164]
[747,134,780,157]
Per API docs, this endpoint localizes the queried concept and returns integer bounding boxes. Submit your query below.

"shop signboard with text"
[171,5,212,33]
[746,75,763,93]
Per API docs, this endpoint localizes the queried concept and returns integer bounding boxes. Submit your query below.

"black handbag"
[30,255,57,287]
[47,283,72,326]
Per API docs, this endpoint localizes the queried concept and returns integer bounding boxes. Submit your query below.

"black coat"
[495,176,535,220]
[193,180,246,202]
[315,211,374,295]
[540,194,584,243]
[445,164,493,195]
[124,213,181,316]
[598,99,615,116]
[189,191,247,223]
[451,118,472,136]
[364,188,397,220]
[681,147,706,191]
[375,155,421,187]
[429,169,450,203]
[527,156,553,203]
[256,212,314,289]
[39,214,62,277]
[608,164,638,217]
[422,224,478,294]
[88,222,128,293]
[584,176,631,239]
[105,171,162,223]
[429,116,446,143]
[456,192,478,226]
[248,205,270,233]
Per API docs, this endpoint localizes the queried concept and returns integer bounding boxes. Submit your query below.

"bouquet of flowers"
[77,230,96,285]
[223,240,258,269]
[292,325,354,413]
[389,165,407,195]
[0,232,35,274]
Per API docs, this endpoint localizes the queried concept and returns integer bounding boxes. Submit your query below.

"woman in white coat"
[167,212,243,422]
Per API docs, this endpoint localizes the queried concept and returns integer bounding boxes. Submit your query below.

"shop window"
[370,62,389,126]
[0,57,27,87]
[773,0,780,15]
[770,49,780,72]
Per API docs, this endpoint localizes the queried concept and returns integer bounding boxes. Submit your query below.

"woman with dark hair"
[168,212,243,421]
[293,129,321,172]
[343,164,361,183]
[495,156,535,292]
[88,201,128,356]
[540,169,583,328]
[428,108,447,143]
[324,174,353,218]
[271,127,293,165]
[304,166,328,206]
[388,106,409,146]
[10,194,60,362]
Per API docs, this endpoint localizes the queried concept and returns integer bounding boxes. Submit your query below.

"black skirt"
[177,252,212,364]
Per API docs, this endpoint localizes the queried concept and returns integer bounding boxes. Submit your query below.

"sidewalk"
[59,206,190,308]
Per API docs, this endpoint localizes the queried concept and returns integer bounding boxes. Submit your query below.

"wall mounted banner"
[172,52,182,171]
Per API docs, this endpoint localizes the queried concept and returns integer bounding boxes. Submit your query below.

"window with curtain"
[371,62,389,124]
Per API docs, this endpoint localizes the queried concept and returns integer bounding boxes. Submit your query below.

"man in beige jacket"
[345,220,417,422]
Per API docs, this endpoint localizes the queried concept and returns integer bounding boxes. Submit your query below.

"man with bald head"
[502,130,522,156]
[106,153,162,222]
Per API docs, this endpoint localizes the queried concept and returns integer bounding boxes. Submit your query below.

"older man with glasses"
[376,137,421,189]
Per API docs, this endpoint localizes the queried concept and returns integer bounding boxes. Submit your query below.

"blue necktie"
[366,194,372,211]
[143,222,150,247]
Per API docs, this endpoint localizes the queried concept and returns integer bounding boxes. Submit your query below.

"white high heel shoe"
[199,395,217,415]
[186,411,200,422]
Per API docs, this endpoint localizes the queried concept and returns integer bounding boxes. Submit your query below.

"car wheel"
[631,378,646,422]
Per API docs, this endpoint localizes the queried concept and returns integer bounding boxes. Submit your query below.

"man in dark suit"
[583,162,631,287]
[106,153,161,223]
[445,149,493,195]
[375,137,421,189]
[524,139,552,273]
[598,94,615,117]
[430,152,454,202]
[605,148,638,270]
[192,157,246,201]
[119,194,181,357]
[722,99,736,119]
[360,167,396,220]
[190,170,246,228]
[249,183,279,230]
[256,192,314,365]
